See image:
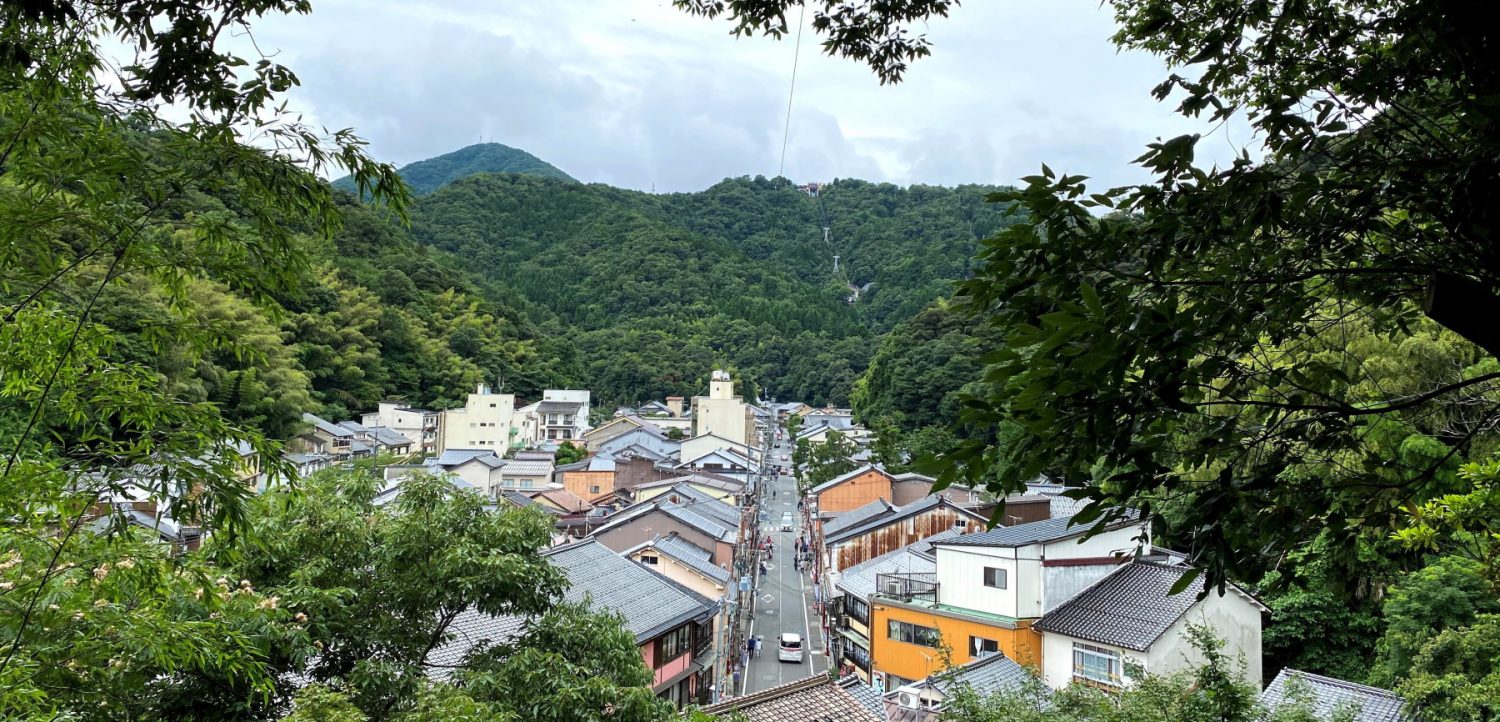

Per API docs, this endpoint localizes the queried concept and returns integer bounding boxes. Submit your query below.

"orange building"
[871,590,1041,689]
[554,456,617,499]
[811,465,895,516]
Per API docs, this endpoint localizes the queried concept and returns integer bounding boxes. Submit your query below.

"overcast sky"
[248,0,1245,193]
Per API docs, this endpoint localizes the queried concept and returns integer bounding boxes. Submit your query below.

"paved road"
[741,434,827,694]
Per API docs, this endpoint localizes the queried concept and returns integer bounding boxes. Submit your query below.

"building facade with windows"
[866,514,1152,692]
[1034,560,1265,690]
[437,384,520,453]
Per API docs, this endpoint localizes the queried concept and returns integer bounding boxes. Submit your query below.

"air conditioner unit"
[895,687,922,710]
[882,578,903,596]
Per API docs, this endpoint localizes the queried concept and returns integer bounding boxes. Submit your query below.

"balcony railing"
[875,572,939,604]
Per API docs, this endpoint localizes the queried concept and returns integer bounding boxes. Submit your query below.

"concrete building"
[690,370,753,448]
[361,401,439,455]
[438,384,521,453]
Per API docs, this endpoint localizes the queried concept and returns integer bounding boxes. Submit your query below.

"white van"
[780,512,794,531]
[778,632,804,663]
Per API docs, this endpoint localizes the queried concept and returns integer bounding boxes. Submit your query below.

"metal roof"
[822,498,895,538]
[836,544,937,599]
[302,412,352,437]
[809,464,887,495]
[433,449,503,467]
[1260,669,1409,722]
[826,496,980,545]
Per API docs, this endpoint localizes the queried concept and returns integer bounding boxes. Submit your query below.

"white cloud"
[243,0,1246,192]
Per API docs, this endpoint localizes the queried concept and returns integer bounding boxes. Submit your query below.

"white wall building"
[1035,561,1265,690]
[361,401,440,455]
[438,384,521,453]
[691,370,752,448]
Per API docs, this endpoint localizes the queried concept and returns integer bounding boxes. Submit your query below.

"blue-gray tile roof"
[935,511,1141,548]
[1260,669,1409,722]
[1032,561,1205,651]
[649,534,731,585]
[931,652,1036,698]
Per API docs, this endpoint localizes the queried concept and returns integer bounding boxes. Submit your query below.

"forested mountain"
[332,142,576,195]
[399,166,1020,407]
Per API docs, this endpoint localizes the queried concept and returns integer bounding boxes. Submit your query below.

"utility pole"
[833,254,839,273]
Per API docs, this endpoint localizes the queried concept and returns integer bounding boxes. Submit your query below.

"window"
[954,517,968,528]
[655,625,691,663]
[470,423,476,428]
[590,485,601,494]
[844,595,869,625]
[970,636,1000,658]
[1073,643,1123,686]
[640,554,659,566]
[887,620,940,647]
[489,403,496,408]
[520,479,533,489]
[983,566,1008,589]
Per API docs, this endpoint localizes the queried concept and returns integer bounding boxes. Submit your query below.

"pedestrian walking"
[759,561,767,578]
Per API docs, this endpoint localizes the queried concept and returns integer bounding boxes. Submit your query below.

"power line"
[777,3,806,179]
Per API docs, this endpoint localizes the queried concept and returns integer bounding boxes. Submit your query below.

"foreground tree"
[195,470,672,721]
[2,0,401,715]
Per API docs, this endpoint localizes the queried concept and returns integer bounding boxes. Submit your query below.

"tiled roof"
[549,540,716,641]
[513,450,557,461]
[837,676,885,718]
[1260,669,1409,722]
[591,499,736,543]
[827,496,981,545]
[823,498,895,538]
[662,502,735,542]
[531,487,591,514]
[500,460,554,477]
[634,473,743,494]
[930,652,1034,698]
[703,674,882,722]
[935,512,1141,548]
[428,609,528,674]
[537,400,582,414]
[908,528,961,556]
[432,540,715,674]
[339,420,370,434]
[656,484,739,527]
[645,533,731,585]
[1032,561,1211,651]
[433,449,503,467]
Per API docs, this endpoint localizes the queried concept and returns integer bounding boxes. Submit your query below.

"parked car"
[778,633,804,663]
[781,512,794,531]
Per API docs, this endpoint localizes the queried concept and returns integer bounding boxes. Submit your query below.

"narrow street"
[741,433,827,694]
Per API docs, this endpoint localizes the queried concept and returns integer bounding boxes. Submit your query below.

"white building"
[1033,561,1265,690]
[361,401,440,455]
[690,370,752,448]
[438,384,521,453]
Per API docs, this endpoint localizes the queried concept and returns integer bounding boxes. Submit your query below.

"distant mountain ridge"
[333,142,575,195]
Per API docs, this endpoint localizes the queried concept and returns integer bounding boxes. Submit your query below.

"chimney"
[666,396,684,418]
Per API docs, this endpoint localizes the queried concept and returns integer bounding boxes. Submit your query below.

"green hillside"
[402,168,1019,407]
[332,142,576,195]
